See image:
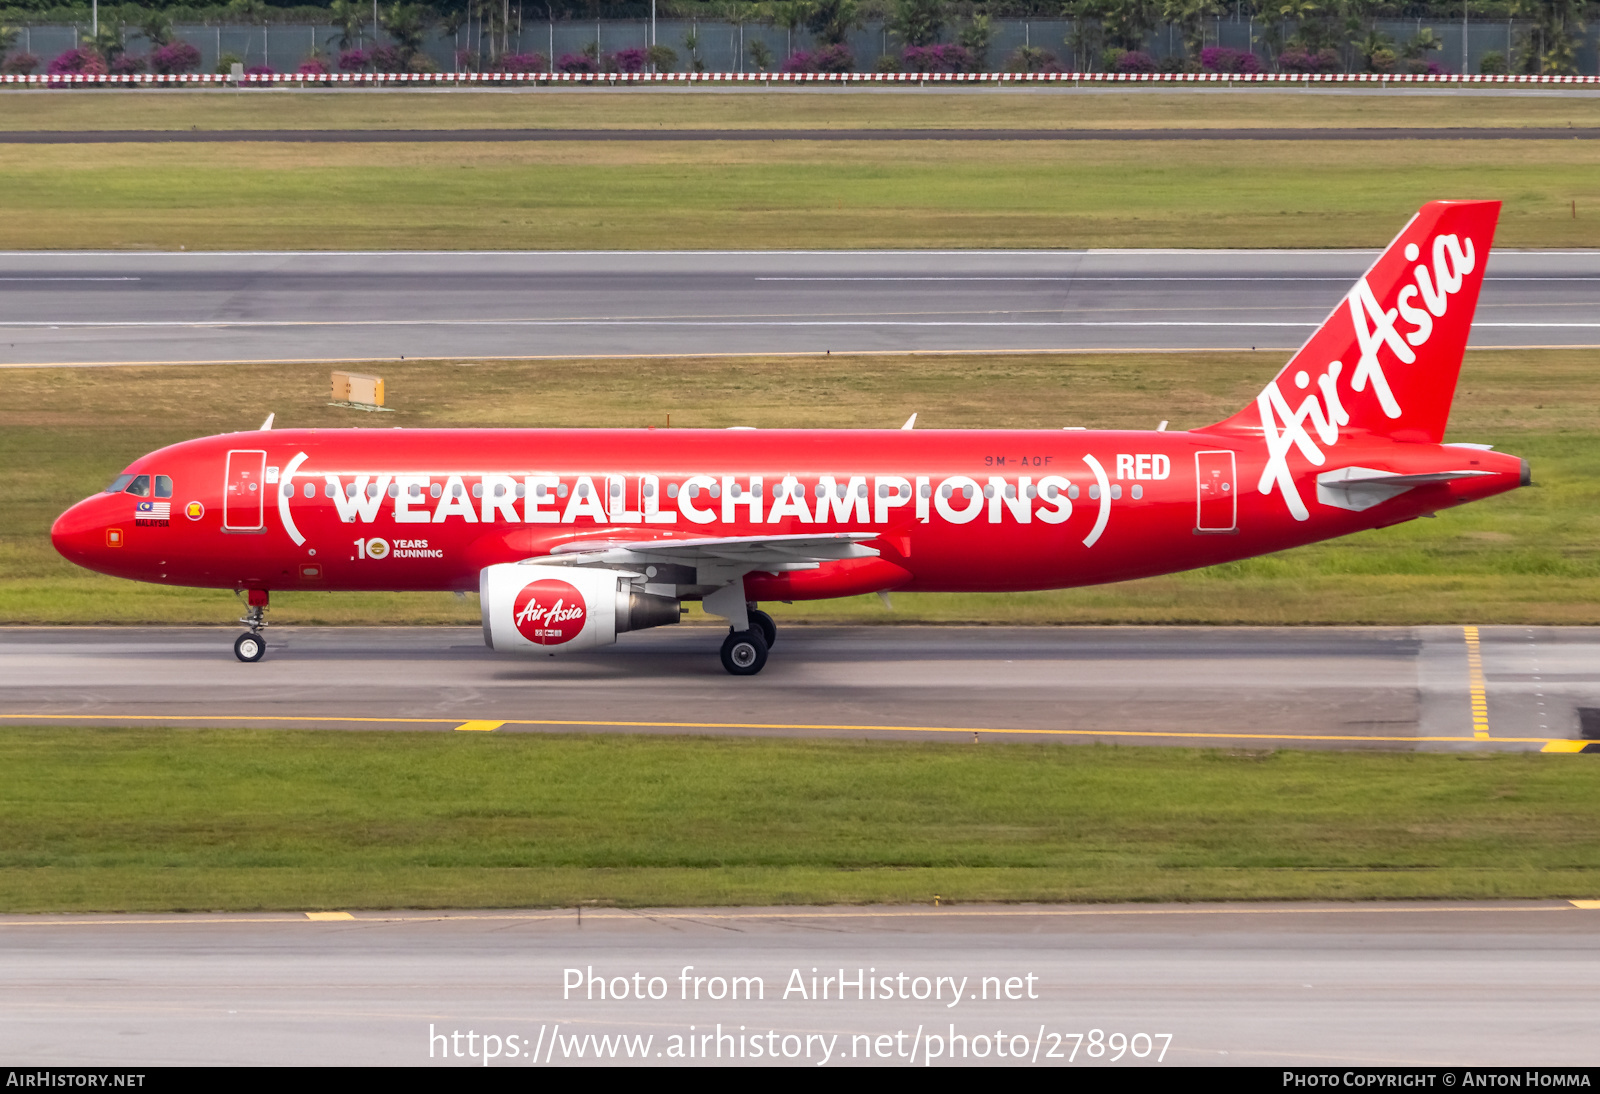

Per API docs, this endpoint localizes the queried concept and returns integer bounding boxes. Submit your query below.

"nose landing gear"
[234,588,269,663]
[233,632,266,663]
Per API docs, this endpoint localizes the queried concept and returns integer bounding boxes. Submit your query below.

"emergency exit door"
[224,450,266,532]
[1195,450,1237,533]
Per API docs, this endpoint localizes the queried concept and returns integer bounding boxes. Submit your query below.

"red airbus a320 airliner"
[53,200,1526,675]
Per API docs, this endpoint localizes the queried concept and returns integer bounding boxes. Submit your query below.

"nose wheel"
[233,632,266,663]
[234,589,269,663]
[720,628,769,676]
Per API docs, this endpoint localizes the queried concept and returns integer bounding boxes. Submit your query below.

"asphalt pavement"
[1,250,1596,364]
[3,901,1598,1066]
[2,624,1593,751]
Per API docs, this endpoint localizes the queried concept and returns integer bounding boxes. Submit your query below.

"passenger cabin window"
[126,475,152,497]
[154,475,173,499]
[106,474,134,494]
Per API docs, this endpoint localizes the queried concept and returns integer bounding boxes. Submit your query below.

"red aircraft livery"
[52,201,1527,674]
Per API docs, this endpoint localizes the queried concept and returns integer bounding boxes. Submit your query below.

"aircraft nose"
[51,496,111,569]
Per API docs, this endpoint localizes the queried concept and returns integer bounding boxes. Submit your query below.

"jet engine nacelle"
[480,562,680,653]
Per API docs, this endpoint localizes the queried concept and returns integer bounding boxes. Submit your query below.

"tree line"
[1,0,1591,77]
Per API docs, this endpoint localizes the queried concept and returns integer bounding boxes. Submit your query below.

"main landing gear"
[749,608,776,650]
[720,628,768,676]
[720,606,777,676]
[234,589,268,663]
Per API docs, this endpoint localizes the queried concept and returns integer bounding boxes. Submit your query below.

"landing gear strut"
[234,589,268,663]
[720,627,769,676]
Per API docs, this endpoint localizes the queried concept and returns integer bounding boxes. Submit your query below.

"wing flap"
[536,531,881,569]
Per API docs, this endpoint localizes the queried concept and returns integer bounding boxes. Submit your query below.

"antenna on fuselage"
[901,413,917,430]
[259,413,275,431]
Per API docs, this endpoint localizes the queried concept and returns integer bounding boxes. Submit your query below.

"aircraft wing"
[534,531,881,572]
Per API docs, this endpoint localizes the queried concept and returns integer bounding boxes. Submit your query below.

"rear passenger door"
[1195,451,1237,533]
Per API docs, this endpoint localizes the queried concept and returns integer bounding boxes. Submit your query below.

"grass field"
[1,138,1598,250]
[5,349,1596,627]
[6,88,1600,132]
[2,728,1599,912]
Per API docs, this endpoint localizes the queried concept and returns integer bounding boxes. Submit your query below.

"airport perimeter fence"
[2,17,1597,79]
[4,69,1600,86]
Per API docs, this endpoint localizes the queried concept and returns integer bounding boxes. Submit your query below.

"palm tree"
[724,1,756,71]
[890,0,944,48]
[1512,0,1584,74]
[1068,0,1162,54]
[1161,0,1224,60]
[805,0,860,47]
[1355,27,1395,70]
[87,22,123,63]
[328,0,366,50]
[439,8,466,68]
[770,0,810,58]
[470,0,506,66]
[383,2,429,69]
[957,14,992,69]
[138,13,173,47]
[1402,25,1443,59]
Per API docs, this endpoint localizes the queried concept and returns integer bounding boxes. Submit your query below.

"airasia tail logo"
[1256,231,1476,522]
[511,579,588,645]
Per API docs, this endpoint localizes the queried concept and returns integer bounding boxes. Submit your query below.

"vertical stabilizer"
[1205,200,1500,449]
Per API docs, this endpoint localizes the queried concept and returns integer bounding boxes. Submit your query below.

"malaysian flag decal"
[135,501,171,526]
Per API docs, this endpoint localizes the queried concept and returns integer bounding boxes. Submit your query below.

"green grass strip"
[1,140,1597,249]
[4,89,1600,133]
[4,727,1600,912]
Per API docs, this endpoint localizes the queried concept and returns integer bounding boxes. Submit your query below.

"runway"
[2,625,1594,751]
[1,250,1596,365]
[4,901,1600,1066]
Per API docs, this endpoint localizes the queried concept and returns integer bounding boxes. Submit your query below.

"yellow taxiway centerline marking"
[304,911,355,921]
[452,720,504,732]
[0,711,1574,747]
[2,903,1598,929]
[1464,625,1491,740]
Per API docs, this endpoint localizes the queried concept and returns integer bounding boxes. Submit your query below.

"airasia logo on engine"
[511,579,588,645]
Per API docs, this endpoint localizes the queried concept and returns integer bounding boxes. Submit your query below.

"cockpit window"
[126,475,151,498]
[154,475,173,499]
[105,474,134,494]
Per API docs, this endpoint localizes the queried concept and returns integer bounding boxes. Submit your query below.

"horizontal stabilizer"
[1316,466,1490,512]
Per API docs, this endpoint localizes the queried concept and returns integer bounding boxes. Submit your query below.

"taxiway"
[2,624,1593,751]
[2,901,1598,1066]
